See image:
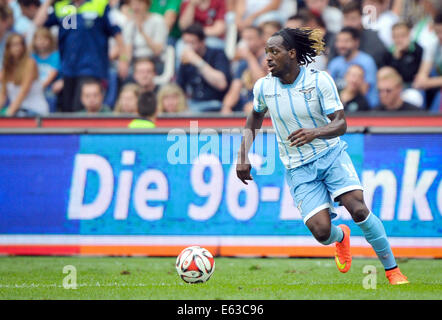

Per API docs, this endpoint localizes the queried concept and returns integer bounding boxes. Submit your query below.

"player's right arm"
[236,78,267,185]
[288,71,346,147]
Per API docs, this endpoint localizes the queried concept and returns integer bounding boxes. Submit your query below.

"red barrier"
[0,117,38,128]
[1,114,442,128]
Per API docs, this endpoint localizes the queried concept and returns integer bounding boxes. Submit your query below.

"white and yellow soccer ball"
[176,246,215,283]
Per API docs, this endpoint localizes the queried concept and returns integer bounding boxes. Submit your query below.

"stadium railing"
[1,112,442,129]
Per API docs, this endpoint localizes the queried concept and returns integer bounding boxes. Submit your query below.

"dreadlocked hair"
[275,27,325,66]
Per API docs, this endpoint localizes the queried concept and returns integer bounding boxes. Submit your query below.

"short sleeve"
[422,39,438,63]
[252,78,268,113]
[51,51,61,71]
[326,58,339,81]
[214,0,226,21]
[103,5,121,37]
[317,71,344,115]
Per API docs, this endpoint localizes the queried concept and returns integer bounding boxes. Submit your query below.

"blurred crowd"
[0,0,441,124]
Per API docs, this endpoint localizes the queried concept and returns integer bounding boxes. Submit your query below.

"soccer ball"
[176,246,215,283]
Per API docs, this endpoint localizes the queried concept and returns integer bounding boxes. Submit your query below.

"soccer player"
[236,28,409,285]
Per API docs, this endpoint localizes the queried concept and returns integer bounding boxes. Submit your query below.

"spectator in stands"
[410,0,441,70]
[340,64,371,112]
[0,6,13,67]
[328,27,379,108]
[31,27,60,113]
[123,0,168,70]
[362,0,399,48]
[1,2,13,29]
[108,0,129,27]
[335,0,352,9]
[156,83,188,114]
[329,1,389,68]
[305,0,342,33]
[177,23,231,112]
[115,0,133,21]
[279,0,298,23]
[133,58,158,94]
[258,20,281,75]
[128,90,157,128]
[287,9,335,48]
[149,0,182,45]
[285,13,304,29]
[114,83,140,114]
[106,0,129,109]
[288,9,333,70]
[12,0,40,43]
[376,66,422,111]
[0,33,48,116]
[413,11,442,112]
[260,20,282,42]
[385,21,423,86]
[179,0,226,49]
[222,25,266,114]
[79,79,111,114]
[34,0,127,112]
[234,0,282,32]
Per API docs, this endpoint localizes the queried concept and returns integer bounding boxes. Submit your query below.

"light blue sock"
[320,224,344,245]
[356,212,397,270]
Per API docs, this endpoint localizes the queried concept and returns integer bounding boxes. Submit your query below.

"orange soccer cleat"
[335,224,352,273]
[386,268,409,285]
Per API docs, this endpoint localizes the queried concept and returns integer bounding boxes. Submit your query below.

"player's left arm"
[287,110,347,147]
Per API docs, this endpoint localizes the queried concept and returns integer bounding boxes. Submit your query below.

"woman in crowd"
[31,27,60,113]
[114,83,141,114]
[0,33,48,116]
[156,83,188,114]
[123,0,168,69]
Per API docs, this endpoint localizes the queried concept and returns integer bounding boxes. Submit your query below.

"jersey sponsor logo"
[264,93,281,98]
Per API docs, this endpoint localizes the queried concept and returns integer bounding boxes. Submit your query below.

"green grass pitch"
[0,256,441,300]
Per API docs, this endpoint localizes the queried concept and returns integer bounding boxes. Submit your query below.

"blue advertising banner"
[0,132,441,256]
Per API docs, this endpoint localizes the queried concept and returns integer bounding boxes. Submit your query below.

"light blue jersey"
[253,67,344,169]
[253,66,363,222]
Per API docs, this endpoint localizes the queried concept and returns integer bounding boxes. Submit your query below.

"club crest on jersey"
[299,87,315,100]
